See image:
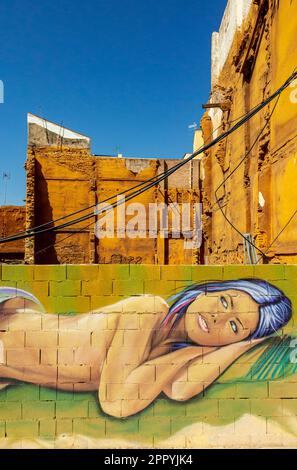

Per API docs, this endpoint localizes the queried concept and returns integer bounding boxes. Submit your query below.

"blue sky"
[0,0,226,205]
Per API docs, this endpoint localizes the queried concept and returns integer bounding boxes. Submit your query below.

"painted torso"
[0,295,174,391]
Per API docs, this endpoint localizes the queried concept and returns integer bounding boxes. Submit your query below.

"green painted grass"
[0,375,296,444]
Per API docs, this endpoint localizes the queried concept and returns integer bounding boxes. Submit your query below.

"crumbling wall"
[26,146,95,264]
[200,0,297,264]
[26,145,201,265]
[0,206,25,262]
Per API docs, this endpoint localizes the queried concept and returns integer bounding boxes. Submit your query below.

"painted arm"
[98,296,210,417]
[162,338,266,401]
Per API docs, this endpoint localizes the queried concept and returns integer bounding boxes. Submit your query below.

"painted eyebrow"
[236,316,244,329]
[222,294,234,308]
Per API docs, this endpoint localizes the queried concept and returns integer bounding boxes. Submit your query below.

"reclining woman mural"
[0,279,292,418]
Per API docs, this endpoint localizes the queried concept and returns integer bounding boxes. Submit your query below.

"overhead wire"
[23,107,259,258]
[1,69,296,247]
[255,208,297,264]
[214,95,281,260]
[1,99,267,243]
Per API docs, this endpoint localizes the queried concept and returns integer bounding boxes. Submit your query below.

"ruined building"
[0,206,25,263]
[25,114,201,264]
[199,0,297,264]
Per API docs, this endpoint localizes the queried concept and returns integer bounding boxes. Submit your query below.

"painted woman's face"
[184,289,260,346]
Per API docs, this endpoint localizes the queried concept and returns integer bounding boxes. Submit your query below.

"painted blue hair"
[162,278,292,348]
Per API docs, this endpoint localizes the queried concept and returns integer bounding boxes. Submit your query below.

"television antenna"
[2,172,11,205]
[188,122,198,131]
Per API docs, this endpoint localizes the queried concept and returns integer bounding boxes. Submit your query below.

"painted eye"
[220,296,228,309]
[230,320,238,334]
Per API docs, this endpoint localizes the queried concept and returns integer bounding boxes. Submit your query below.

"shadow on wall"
[34,159,57,264]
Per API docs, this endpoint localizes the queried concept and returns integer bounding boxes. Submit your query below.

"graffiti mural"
[0,265,296,448]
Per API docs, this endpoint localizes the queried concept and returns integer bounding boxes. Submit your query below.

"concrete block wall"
[0,264,296,448]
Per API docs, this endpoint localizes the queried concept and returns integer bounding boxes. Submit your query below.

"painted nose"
[211,313,217,324]
[210,312,228,325]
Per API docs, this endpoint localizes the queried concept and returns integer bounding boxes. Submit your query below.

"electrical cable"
[34,70,297,258]
[255,208,297,264]
[26,73,297,258]
[2,98,268,242]
[214,95,281,259]
[34,220,95,258]
[3,69,296,244]
[1,69,296,245]
[21,112,256,258]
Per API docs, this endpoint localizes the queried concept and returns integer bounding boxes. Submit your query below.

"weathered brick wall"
[0,206,25,263]
[26,147,201,266]
[200,0,297,264]
[0,264,296,448]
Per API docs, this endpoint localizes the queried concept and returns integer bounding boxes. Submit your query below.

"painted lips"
[197,314,209,333]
